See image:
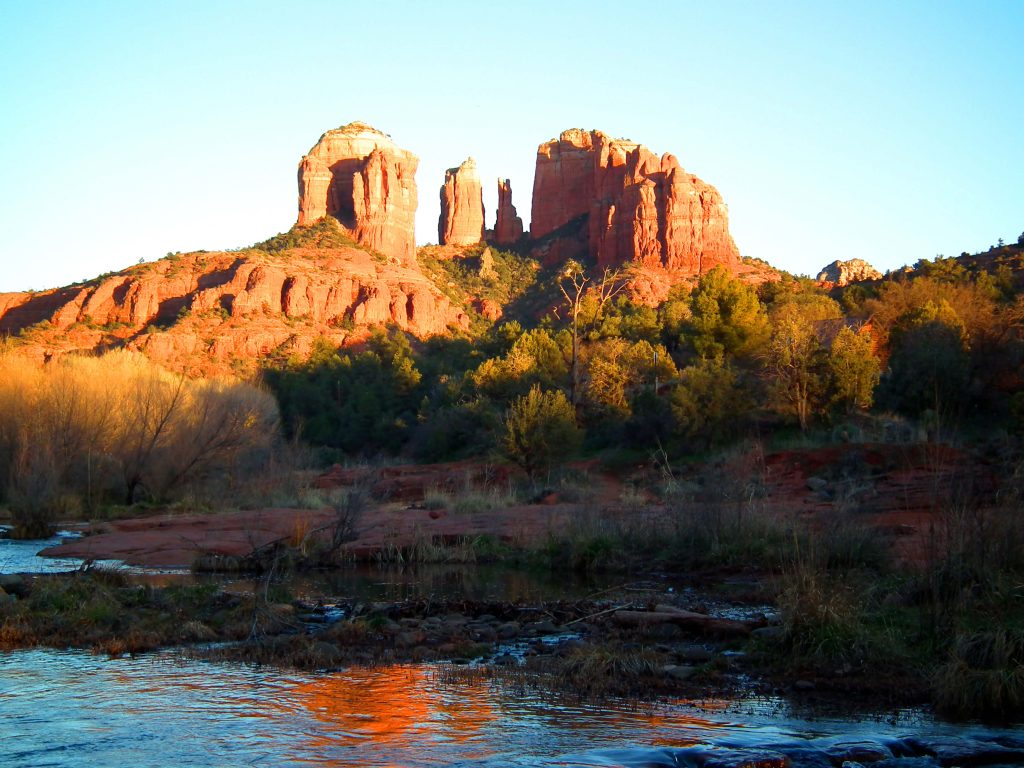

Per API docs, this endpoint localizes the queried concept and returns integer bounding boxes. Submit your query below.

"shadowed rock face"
[438,158,484,246]
[493,178,524,246]
[530,129,740,276]
[297,122,418,263]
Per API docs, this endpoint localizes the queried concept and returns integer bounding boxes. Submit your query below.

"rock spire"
[493,178,524,245]
[438,158,484,246]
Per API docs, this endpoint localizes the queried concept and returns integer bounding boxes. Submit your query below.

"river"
[0,647,987,768]
[3,531,1024,767]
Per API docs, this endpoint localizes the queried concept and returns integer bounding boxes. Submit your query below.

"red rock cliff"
[438,158,484,246]
[531,129,740,276]
[493,178,524,245]
[297,122,418,263]
[0,238,470,375]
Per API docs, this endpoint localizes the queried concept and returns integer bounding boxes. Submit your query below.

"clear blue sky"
[1,0,1021,292]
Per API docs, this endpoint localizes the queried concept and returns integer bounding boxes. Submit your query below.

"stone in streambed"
[660,664,697,681]
[496,621,521,639]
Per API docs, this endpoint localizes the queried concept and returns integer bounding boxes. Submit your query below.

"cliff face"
[0,236,470,375]
[492,178,524,245]
[530,129,740,277]
[297,122,418,263]
[438,158,484,246]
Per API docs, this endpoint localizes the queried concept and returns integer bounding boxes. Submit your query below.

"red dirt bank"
[39,444,989,571]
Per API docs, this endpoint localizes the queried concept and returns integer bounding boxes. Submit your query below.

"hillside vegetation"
[266,237,1024,465]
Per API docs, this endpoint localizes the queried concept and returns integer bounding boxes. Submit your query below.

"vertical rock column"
[493,178,524,245]
[438,158,484,246]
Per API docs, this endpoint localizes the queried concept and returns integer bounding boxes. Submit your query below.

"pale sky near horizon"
[0,1,1021,292]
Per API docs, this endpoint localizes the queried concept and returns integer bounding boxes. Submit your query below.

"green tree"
[470,328,568,403]
[658,284,691,351]
[265,328,424,455]
[502,385,581,480]
[827,326,880,413]
[914,255,967,284]
[597,296,661,344]
[761,299,839,430]
[580,339,677,424]
[688,266,770,359]
[670,358,750,450]
[557,262,625,406]
[879,308,970,419]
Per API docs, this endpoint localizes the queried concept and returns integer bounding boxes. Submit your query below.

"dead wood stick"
[564,604,634,626]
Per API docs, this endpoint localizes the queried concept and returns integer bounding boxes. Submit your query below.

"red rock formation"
[531,129,740,277]
[438,158,484,246]
[0,240,470,375]
[493,178,524,245]
[816,259,883,286]
[297,122,418,263]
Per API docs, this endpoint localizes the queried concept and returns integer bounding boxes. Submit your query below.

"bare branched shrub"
[0,350,279,520]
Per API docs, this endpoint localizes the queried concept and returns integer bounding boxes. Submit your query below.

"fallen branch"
[564,604,635,626]
[611,608,751,638]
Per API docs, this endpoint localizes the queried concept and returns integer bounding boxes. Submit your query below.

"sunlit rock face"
[438,158,484,246]
[530,128,740,276]
[492,178,524,246]
[297,122,419,263]
[816,258,883,286]
[0,246,471,375]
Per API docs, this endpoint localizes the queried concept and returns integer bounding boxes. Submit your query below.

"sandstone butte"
[438,158,485,246]
[297,122,418,264]
[492,178,524,245]
[816,258,883,287]
[529,129,745,300]
[0,122,770,372]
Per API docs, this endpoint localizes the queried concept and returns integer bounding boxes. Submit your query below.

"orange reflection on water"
[291,664,498,751]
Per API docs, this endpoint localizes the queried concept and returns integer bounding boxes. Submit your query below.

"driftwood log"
[611,604,752,638]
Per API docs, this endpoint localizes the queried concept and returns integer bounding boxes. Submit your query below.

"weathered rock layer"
[0,243,469,375]
[297,122,418,263]
[530,129,740,276]
[438,158,484,246]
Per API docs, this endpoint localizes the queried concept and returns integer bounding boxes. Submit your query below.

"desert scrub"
[557,644,665,697]
[934,630,1024,721]
[0,571,251,654]
[776,569,875,666]
[666,501,794,570]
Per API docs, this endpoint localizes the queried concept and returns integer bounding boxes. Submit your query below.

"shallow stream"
[4,647,1016,768]
[3,530,1024,767]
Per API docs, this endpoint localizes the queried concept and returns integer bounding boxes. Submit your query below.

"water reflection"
[0,648,1020,768]
[293,665,497,755]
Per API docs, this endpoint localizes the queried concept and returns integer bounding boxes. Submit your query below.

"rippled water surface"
[2,648,1021,768]
[4,529,1023,766]
[0,529,89,573]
